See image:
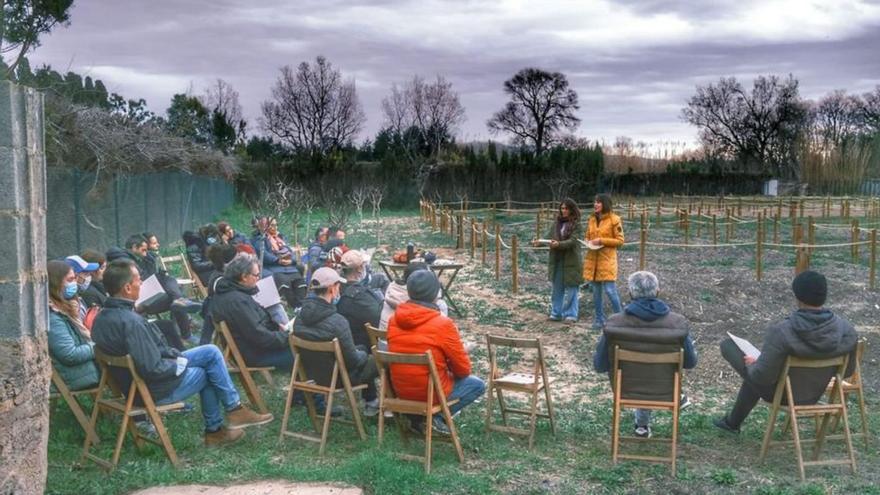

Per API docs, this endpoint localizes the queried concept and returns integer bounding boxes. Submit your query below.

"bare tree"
[858,85,880,134]
[368,185,385,246]
[543,173,579,203]
[381,75,466,157]
[348,185,369,223]
[487,68,580,156]
[201,78,244,125]
[319,184,353,230]
[261,56,366,155]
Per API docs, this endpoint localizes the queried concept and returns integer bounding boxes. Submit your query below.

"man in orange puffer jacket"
[387,270,485,434]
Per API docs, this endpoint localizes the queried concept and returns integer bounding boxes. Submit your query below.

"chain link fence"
[47,168,234,259]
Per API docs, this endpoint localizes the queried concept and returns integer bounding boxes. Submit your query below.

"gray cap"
[406,269,441,303]
[310,267,345,289]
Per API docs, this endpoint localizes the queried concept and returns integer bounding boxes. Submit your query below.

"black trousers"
[720,338,775,429]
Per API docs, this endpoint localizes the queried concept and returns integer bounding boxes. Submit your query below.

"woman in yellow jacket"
[583,193,624,329]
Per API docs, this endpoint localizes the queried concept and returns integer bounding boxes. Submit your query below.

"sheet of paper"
[136,274,166,308]
[535,239,553,245]
[175,356,188,376]
[727,332,761,359]
[253,276,282,308]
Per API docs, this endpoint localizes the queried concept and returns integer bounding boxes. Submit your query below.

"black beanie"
[792,270,827,307]
[407,269,440,303]
[403,262,429,285]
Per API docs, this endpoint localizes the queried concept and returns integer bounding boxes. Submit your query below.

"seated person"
[593,271,698,438]
[92,259,273,447]
[337,250,384,350]
[210,254,294,370]
[307,227,329,279]
[48,260,100,391]
[64,255,100,322]
[380,262,448,331]
[218,221,250,249]
[293,267,380,416]
[714,270,858,433]
[251,217,306,308]
[78,249,108,309]
[182,230,214,286]
[387,270,485,434]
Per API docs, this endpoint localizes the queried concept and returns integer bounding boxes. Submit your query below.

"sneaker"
[679,394,692,409]
[135,419,157,438]
[204,426,245,447]
[713,416,740,434]
[430,416,451,436]
[313,397,344,417]
[634,425,652,438]
[226,405,274,430]
[172,298,202,314]
[364,399,380,417]
[548,315,563,322]
[563,317,578,325]
[383,410,394,419]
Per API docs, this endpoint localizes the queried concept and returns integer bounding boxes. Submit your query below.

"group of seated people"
[48,219,859,455]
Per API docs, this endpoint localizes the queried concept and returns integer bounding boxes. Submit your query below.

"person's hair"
[314,226,328,239]
[328,226,339,237]
[48,259,79,318]
[182,230,201,247]
[595,193,613,214]
[217,221,231,235]
[224,253,259,282]
[80,249,105,266]
[125,234,147,250]
[312,286,331,296]
[628,271,659,299]
[558,197,581,223]
[104,259,137,296]
[141,232,157,243]
[199,223,219,240]
[207,243,238,271]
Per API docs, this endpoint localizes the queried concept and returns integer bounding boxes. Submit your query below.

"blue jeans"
[156,345,241,432]
[247,348,295,372]
[550,263,579,320]
[592,281,622,326]
[446,375,486,416]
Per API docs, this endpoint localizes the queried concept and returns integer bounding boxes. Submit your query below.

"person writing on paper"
[583,193,624,330]
[714,270,858,433]
[211,253,295,371]
[533,198,584,323]
[92,259,273,447]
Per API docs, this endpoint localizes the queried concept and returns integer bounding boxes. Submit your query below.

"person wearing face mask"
[336,250,384,352]
[78,250,109,308]
[583,193,625,330]
[64,255,100,321]
[48,260,101,391]
[251,216,307,309]
[210,253,295,371]
[293,267,380,417]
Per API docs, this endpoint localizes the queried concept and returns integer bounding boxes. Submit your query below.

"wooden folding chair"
[212,321,272,413]
[279,336,367,456]
[485,334,556,449]
[364,323,387,349]
[159,252,199,299]
[611,346,683,475]
[823,340,869,447]
[81,349,186,471]
[179,250,209,299]
[759,354,857,481]
[374,349,464,473]
[50,365,100,445]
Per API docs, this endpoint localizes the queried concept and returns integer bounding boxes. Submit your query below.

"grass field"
[46,205,880,494]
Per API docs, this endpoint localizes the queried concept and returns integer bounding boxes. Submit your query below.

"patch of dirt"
[130,481,362,495]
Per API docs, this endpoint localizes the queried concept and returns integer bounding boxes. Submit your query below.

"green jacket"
[547,220,584,287]
[48,310,100,391]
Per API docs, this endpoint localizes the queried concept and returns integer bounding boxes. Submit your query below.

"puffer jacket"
[583,212,624,282]
[546,219,584,287]
[387,301,471,401]
[379,281,448,330]
[210,276,287,365]
[48,309,100,391]
[184,242,213,286]
[293,296,369,385]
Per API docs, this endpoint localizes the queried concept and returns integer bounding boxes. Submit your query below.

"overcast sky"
[25,0,880,148]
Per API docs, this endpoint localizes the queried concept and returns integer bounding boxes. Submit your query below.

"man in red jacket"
[387,269,485,434]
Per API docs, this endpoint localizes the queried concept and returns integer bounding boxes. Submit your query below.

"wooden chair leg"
[760,401,781,463]
[394,412,410,447]
[142,401,180,468]
[790,408,806,481]
[259,369,275,387]
[303,391,322,433]
[445,409,465,464]
[611,381,621,464]
[424,412,433,474]
[855,388,870,448]
[496,388,510,426]
[484,382,496,433]
[279,378,296,442]
[837,387,858,474]
[544,382,557,435]
[344,387,367,441]
[527,389,540,450]
[80,399,103,466]
[237,369,268,414]
[318,392,334,457]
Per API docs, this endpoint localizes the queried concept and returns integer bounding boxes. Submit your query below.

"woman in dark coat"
[538,198,583,323]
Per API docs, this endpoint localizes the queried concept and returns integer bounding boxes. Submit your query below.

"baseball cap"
[65,255,99,274]
[340,250,365,269]
[310,267,346,289]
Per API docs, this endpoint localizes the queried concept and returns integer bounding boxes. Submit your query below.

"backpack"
[83,305,102,330]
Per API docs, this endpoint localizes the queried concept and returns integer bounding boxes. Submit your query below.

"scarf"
[555,217,575,241]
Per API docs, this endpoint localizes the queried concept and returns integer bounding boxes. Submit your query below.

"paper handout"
[136,274,166,308]
[253,276,282,308]
[727,332,761,360]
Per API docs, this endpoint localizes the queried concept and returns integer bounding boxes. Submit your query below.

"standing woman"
[540,198,583,323]
[583,193,624,329]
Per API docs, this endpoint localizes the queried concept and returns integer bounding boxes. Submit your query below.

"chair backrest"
[289,335,348,389]
[374,349,444,406]
[613,346,683,402]
[776,353,849,406]
[486,334,546,384]
[93,348,145,403]
[364,323,387,349]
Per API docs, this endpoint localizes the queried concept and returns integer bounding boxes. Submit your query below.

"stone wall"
[0,81,50,494]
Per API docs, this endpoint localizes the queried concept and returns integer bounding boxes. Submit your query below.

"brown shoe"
[204,426,245,447]
[226,405,274,430]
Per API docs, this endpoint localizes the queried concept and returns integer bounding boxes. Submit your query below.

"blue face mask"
[206,237,217,245]
[332,295,341,305]
[63,281,79,300]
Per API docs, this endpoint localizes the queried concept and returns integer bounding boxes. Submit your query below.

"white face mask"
[77,275,92,291]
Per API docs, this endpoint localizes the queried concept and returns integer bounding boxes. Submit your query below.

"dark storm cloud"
[25,0,880,146]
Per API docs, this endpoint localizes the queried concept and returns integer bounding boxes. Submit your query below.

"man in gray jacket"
[714,270,858,433]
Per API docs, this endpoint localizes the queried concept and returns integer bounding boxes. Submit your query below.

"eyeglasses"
[247,271,261,278]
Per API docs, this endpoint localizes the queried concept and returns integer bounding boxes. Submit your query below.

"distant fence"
[46,168,234,259]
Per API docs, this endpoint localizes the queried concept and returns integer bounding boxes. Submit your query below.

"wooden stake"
[870,229,877,290]
[511,234,519,294]
[481,223,487,265]
[639,226,647,271]
[712,214,718,246]
[756,212,763,281]
[852,220,859,262]
[457,214,464,249]
[774,213,780,244]
[495,225,501,280]
[469,218,476,258]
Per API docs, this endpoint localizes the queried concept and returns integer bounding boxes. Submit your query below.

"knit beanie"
[407,269,441,303]
[792,270,827,307]
[403,262,429,284]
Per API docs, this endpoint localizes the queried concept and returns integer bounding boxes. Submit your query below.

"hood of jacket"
[624,297,670,322]
[393,301,441,330]
[299,296,338,326]
[785,309,856,355]
[213,276,258,296]
[384,282,409,310]
[105,246,134,263]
